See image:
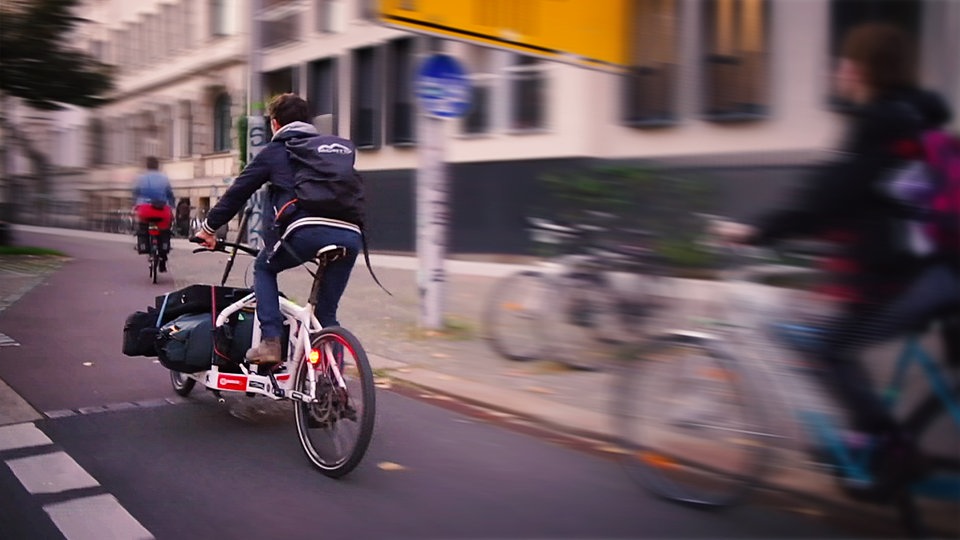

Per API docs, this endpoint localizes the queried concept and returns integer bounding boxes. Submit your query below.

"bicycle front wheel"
[612,332,772,507]
[294,326,375,478]
[483,270,553,361]
[899,385,960,538]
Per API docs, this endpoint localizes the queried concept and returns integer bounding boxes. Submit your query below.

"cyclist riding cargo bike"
[122,93,382,477]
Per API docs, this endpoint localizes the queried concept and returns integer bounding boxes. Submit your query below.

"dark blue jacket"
[201,122,327,248]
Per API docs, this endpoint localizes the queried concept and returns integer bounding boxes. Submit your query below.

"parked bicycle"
[611,243,959,537]
[483,213,672,370]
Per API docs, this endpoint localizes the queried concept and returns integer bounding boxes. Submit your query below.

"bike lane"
[0,228,880,539]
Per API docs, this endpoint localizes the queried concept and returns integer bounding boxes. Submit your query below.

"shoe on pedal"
[246,337,282,365]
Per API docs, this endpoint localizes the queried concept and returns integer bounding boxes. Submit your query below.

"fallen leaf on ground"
[82,362,94,367]
[524,386,555,395]
[596,445,630,455]
[430,353,450,359]
[378,462,407,471]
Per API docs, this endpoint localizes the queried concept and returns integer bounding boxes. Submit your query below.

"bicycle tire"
[148,236,159,284]
[483,270,553,361]
[611,332,773,507]
[170,371,196,396]
[294,326,375,478]
[539,271,620,371]
[897,384,960,538]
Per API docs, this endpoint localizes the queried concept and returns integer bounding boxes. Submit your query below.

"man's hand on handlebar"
[710,220,757,245]
[195,229,218,250]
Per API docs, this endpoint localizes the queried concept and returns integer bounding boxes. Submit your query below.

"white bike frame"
[178,292,347,403]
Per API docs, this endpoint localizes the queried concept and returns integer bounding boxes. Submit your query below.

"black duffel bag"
[155,285,253,322]
[122,309,162,357]
[155,310,256,373]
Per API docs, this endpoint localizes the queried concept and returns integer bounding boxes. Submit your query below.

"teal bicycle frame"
[777,322,960,499]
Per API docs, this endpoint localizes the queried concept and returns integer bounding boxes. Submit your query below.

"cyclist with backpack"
[720,22,958,495]
[195,93,364,366]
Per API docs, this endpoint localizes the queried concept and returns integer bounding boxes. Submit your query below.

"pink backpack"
[921,130,960,256]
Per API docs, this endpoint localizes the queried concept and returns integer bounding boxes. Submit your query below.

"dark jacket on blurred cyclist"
[195,94,361,366]
[745,24,958,446]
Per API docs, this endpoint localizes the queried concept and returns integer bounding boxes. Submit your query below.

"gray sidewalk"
[2,224,954,533]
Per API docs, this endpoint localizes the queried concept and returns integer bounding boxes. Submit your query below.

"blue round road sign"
[416,54,471,119]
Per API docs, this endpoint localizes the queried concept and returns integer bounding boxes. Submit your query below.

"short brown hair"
[145,156,159,170]
[267,93,311,127]
[841,22,916,92]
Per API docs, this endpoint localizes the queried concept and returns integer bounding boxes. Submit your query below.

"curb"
[370,356,937,535]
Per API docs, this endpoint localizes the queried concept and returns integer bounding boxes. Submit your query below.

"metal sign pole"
[415,52,470,330]
[417,113,448,329]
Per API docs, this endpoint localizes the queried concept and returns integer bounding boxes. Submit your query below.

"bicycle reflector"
[308,349,321,365]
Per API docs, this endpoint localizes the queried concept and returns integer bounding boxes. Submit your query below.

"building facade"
[5,0,959,253]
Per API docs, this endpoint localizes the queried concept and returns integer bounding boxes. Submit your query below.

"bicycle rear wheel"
[612,332,772,507]
[149,251,159,283]
[294,326,375,478]
[540,271,620,371]
[170,371,196,396]
[483,270,553,361]
[899,386,960,538]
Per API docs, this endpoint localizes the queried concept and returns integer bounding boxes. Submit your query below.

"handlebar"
[188,237,259,257]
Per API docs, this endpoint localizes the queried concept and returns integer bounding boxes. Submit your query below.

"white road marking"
[6,451,99,494]
[44,494,154,540]
[0,422,51,451]
[0,332,20,346]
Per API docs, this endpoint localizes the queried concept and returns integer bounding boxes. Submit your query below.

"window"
[352,46,381,148]
[462,46,495,135]
[262,12,300,48]
[179,100,194,157]
[159,105,174,159]
[129,22,141,68]
[265,67,296,98]
[357,0,377,20]
[316,0,334,32]
[623,0,679,125]
[163,4,176,56]
[702,0,769,120]
[213,93,232,152]
[88,119,106,167]
[210,0,228,37]
[183,1,195,49]
[386,38,415,145]
[89,40,105,62]
[506,55,546,131]
[308,58,339,134]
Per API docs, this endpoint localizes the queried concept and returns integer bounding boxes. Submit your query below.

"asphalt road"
[0,231,865,539]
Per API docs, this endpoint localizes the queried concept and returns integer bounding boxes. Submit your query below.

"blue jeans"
[254,226,361,338]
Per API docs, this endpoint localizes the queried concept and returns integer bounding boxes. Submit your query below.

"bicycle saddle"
[314,245,347,266]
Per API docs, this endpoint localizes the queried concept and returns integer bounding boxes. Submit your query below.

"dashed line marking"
[44,396,189,419]
[0,423,52,451]
[45,494,154,540]
[2,422,155,539]
[0,332,21,347]
[6,451,100,494]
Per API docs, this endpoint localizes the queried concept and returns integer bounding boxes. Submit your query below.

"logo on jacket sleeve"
[316,143,353,155]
